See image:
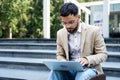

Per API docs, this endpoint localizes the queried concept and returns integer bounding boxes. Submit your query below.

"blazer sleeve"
[85,28,108,66]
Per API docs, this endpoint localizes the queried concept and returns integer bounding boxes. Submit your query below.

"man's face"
[61,14,80,34]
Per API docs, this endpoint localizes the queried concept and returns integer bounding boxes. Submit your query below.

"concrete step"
[105,38,120,44]
[0,49,56,59]
[0,38,120,44]
[0,77,24,80]
[106,76,120,80]
[0,49,119,62]
[0,57,119,77]
[101,62,120,77]
[0,38,56,43]
[0,57,54,71]
[0,43,56,50]
[106,44,120,52]
[0,43,119,52]
[0,68,49,80]
[107,52,120,62]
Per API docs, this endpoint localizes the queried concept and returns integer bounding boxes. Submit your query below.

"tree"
[25,0,43,38]
[50,0,64,38]
[0,0,32,38]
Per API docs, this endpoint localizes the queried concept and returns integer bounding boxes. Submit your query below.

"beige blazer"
[56,22,108,74]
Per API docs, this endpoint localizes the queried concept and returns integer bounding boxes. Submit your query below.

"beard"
[67,26,78,34]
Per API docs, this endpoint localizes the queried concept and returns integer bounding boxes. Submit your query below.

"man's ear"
[78,15,81,19]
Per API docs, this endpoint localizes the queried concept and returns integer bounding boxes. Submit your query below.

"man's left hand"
[75,58,89,66]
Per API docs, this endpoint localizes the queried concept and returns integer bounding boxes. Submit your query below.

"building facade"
[90,3,120,38]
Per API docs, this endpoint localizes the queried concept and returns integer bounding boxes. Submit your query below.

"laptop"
[43,60,85,71]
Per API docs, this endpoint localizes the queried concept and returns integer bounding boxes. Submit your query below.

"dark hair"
[60,3,78,17]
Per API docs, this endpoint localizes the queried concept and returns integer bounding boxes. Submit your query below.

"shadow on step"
[0,77,25,80]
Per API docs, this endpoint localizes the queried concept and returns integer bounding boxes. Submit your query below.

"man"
[48,2,107,80]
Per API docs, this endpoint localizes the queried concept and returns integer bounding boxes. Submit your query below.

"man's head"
[60,3,80,34]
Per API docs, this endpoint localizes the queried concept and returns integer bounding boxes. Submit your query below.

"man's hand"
[75,57,89,66]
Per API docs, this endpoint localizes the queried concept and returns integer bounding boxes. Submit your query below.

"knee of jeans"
[75,74,87,80]
[89,69,97,75]
[92,69,98,74]
[75,69,97,80]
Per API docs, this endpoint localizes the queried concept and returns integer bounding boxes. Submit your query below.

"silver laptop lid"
[43,61,84,71]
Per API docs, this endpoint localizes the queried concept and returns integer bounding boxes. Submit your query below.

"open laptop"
[43,60,85,71]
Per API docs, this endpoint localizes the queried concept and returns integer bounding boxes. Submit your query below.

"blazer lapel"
[62,28,69,60]
[81,23,87,55]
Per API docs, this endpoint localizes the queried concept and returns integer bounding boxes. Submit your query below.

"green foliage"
[0,0,43,38]
[0,0,33,38]
[24,0,43,38]
[50,0,64,38]
[77,0,102,2]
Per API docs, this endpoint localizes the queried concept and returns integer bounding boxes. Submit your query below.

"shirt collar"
[77,22,81,33]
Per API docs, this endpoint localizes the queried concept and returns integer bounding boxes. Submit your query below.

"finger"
[80,60,85,66]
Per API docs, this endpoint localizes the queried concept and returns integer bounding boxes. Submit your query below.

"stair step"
[0,57,57,71]
[1,38,120,44]
[0,77,24,80]
[0,57,53,71]
[0,43,56,50]
[106,44,120,52]
[0,68,49,80]
[0,49,120,62]
[0,57,56,64]
[0,43,120,51]
[0,49,56,59]
[101,62,120,77]
[107,52,120,62]
[105,38,120,44]
[0,38,56,43]
[106,76,120,80]
[101,62,120,70]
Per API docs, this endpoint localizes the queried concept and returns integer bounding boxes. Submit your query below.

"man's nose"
[65,24,71,28]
